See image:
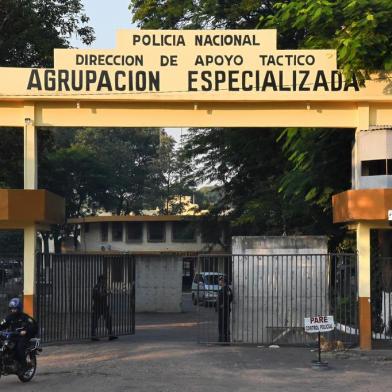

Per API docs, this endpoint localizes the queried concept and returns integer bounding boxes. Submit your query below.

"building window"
[126,222,143,242]
[183,259,193,277]
[101,222,108,242]
[147,222,165,242]
[172,221,196,242]
[112,222,123,242]
[361,160,387,176]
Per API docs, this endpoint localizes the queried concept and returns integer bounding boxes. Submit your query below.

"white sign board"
[304,316,335,333]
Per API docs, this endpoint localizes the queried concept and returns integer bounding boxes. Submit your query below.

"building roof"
[68,215,202,224]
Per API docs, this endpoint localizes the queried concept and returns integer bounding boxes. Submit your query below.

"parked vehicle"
[0,330,41,383]
[192,272,225,306]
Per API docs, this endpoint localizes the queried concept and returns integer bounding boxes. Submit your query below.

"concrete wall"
[352,129,392,190]
[232,236,328,255]
[135,255,182,313]
[231,236,329,344]
[81,222,223,253]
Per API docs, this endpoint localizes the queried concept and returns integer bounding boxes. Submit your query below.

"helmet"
[8,298,22,312]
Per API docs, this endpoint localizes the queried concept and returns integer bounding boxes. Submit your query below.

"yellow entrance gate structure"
[0,29,391,350]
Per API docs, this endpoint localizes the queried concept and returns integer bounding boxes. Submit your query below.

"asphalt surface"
[2,294,392,391]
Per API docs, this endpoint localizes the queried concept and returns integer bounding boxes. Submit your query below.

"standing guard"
[217,275,232,343]
[91,275,118,341]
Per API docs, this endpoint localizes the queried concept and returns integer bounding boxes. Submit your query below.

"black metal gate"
[195,254,358,347]
[36,253,135,343]
[0,255,23,318]
[371,256,392,345]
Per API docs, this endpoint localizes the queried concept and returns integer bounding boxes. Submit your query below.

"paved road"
[2,296,392,391]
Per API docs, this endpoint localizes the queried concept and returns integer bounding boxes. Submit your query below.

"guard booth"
[0,29,392,348]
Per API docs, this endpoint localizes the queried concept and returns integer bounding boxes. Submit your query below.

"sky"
[71,0,184,143]
[71,0,135,49]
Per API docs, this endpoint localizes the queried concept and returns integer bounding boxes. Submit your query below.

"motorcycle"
[0,329,42,383]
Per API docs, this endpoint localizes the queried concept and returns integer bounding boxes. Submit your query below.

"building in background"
[68,215,226,312]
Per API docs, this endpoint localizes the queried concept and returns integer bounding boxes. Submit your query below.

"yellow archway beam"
[0,100,391,128]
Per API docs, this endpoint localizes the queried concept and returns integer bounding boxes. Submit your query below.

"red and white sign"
[304,316,334,333]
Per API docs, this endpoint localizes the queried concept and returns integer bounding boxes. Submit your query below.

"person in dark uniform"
[91,275,117,341]
[0,298,38,372]
[217,275,232,343]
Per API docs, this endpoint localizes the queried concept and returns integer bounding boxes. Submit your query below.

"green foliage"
[37,127,183,251]
[194,186,222,210]
[181,128,291,235]
[40,143,107,218]
[0,0,94,67]
[0,0,95,252]
[278,128,355,240]
[181,127,354,241]
[74,127,161,214]
[150,130,195,214]
[129,0,382,250]
[39,127,168,217]
[259,0,392,80]
[130,0,278,29]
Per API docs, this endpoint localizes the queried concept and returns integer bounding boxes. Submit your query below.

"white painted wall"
[359,129,389,160]
[352,129,392,189]
[80,222,223,253]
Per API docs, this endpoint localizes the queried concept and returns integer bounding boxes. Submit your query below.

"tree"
[149,130,195,214]
[39,143,108,252]
[130,0,279,30]
[259,0,392,80]
[278,128,355,243]
[0,0,94,67]
[181,128,292,235]
[37,127,173,252]
[74,128,162,215]
[0,1,95,253]
[130,0,390,250]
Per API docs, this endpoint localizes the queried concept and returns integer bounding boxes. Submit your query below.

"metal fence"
[195,254,358,347]
[0,255,23,319]
[36,253,135,343]
[371,257,392,344]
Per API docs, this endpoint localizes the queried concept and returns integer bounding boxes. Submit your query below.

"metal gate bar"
[371,256,392,344]
[196,253,358,347]
[0,255,23,319]
[36,253,135,343]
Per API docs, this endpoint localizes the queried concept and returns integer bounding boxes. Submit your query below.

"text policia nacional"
[26,33,359,93]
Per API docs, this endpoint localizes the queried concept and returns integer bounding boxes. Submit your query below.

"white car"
[192,272,225,306]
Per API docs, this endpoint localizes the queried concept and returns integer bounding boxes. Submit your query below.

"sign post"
[304,315,335,370]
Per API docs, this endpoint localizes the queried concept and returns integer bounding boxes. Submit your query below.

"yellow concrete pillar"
[357,222,372,350]
[23,104,37,190]
[23,224,37,317]
[23,104,38,316]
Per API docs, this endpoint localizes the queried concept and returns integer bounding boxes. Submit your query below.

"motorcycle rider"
[0,298,38,372]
